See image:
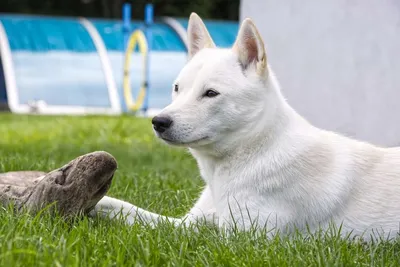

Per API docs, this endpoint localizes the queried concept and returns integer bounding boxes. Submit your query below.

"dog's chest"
[196,154,340,230]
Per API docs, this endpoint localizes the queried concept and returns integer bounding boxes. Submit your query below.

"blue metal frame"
[0,54,7,106]
[122,2,153,113]
[122,3,132,52]
[143,3,153,112]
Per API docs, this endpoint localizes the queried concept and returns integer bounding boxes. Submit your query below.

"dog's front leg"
[90,186,218,228]
[184,185,218,226]
[89,196,188,227]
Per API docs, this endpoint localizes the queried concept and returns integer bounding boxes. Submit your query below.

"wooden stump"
[0,151,117,216]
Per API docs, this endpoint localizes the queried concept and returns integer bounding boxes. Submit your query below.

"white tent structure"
[240,0,400,146]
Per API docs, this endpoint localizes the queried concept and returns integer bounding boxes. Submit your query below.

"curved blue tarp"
[0,15,110,108]
[91,19,186,52]
[1,15,96,52]
[0,14,238,112]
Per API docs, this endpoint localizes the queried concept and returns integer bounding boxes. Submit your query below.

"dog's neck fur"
[189,66,317,183]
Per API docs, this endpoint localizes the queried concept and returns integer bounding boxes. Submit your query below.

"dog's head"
[152,13,281,152]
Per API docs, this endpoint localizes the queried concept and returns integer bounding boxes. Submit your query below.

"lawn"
[0,113,399,266]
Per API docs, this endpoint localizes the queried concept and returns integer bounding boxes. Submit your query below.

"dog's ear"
[187,12,216,60]
[232,18,267,76]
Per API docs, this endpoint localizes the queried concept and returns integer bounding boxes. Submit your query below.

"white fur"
[91,13,400,241]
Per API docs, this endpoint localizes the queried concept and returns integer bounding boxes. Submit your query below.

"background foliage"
[0,0,240,20]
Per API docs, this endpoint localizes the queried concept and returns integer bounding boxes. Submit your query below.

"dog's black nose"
[152,116,173,133]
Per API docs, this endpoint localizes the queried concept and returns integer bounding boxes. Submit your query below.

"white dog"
[92,13,400,241]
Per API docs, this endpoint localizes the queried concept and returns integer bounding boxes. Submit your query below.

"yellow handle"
[123,29,148,112]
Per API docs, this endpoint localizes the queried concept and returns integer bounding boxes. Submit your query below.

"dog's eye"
[204,89,220,98]
[174,84,179,93]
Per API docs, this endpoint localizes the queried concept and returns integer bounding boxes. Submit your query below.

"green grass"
[0,113,400,266]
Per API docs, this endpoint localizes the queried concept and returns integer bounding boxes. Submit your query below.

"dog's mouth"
[160,136,209,146]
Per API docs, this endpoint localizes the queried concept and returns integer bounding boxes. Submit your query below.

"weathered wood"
[0,151,117,216]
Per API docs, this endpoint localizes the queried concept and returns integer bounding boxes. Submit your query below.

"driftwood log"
[0,151,117,216]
